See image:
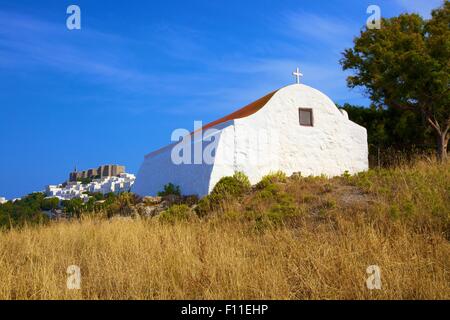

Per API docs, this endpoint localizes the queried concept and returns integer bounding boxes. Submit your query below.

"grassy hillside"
[0,160,448,299]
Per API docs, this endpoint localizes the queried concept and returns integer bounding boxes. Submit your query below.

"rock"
[142,206,159,217]
[162,194,183,205]
[143,196,163,205]
[134,194,199,218]
[135,202,168,217]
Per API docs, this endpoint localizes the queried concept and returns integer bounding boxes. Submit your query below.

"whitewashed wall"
[132,122,230,196]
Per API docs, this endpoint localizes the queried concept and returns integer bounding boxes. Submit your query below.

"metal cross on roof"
[292,67,303,84]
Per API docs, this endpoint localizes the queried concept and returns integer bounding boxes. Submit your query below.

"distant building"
[69,164,125,182]
[0,197,7,204]
[44,164,134,201]
[45,173,135,201]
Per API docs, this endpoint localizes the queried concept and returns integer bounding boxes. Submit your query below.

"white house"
[133,81,368,197]
[45,173,136,201]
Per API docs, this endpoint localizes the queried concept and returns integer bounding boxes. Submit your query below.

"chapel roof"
[200,89,279,131]
[145,88,279,158]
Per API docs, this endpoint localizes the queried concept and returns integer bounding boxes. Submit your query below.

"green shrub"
[256,171,287,189]
[243,184,299,227]
[40,197,60,211]
[62,198,84,218]
[196,196,212,217]
[250,196,299,230]
[104,193,139,218]
[86,192,106,201]
[157,183,181,197]
[212,172,251,197]
[232,171,251,189]
[159,204,192,224]
[268,193,298,218]
[341,170,351,179]
[0,193,50,229]
[257,183,282,199]
[195,172,251,216]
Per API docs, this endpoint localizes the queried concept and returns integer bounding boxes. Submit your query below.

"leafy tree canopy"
[341,1,449,160]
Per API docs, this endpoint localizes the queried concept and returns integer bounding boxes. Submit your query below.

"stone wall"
[69,165,125,182]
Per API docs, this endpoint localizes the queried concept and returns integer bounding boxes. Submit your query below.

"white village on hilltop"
[1,165,135,203]
[133,68,369,197]
[45,164,135,202]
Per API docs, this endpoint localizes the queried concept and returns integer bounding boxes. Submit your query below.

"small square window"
[299,108,313,126]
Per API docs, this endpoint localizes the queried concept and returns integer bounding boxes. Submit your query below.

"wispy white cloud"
[0,10,162,90]
[281,10,356,49]
[0,10,240,99]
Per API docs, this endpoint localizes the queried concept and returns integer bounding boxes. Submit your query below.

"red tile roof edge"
[144,89,279,159]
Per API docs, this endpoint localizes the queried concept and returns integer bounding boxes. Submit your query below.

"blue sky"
[0,0,444,199]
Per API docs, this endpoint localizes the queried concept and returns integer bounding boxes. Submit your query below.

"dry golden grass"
[0,160,448,300]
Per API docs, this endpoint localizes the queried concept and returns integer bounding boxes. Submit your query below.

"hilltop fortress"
[69,164,125,182]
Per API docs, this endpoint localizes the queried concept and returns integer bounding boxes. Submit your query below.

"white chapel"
[133,69,368,197]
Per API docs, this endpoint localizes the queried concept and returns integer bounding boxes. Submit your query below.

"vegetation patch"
[256,171,288,189]
[159,204,194,224]
[157,183,181,197]
[196,172,251,216]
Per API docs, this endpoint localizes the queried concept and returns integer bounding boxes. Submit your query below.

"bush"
[159,204,192,224]
[62,198,84,218]
[0,193,50,229]
[341,170,351,179]
[211,173,251,197]
[242,173,301,227]
[195,197,212,217]
[256,171,287,189]
[40,197,60,211]
[232,171,251,189]
[105,192,139,218]
[157,183,181,197]
[196,172,251,216]
[263,192,298,223]
[86,192,106,201]
[256,183,282,200]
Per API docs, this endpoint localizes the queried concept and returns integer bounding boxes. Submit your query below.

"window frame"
[298,108,314,127]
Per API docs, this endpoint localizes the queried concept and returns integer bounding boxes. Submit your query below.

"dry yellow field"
[0,160,449,300]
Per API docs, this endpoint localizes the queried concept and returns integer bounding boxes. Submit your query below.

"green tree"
[41,197,60,211]
[105,192,139,218]
[340,103,434,147]
[0,193,49,229]
[157,183,181,197]
[341,1,450,161]
[61,198,84,218]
